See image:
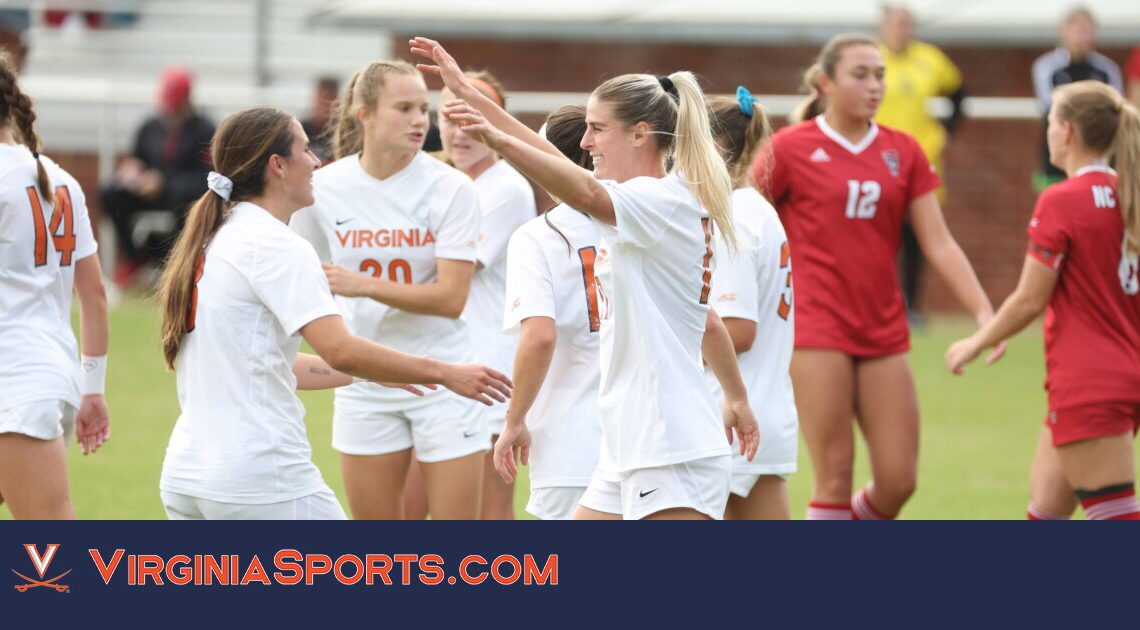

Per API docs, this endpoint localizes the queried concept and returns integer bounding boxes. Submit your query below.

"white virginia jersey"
[0,145,96,409]
[464,160,536,418]
[161,202,340,504]
[291,152,480,412]
[594,174,730,474]
[706,188,798,474]
[503,204,602,488]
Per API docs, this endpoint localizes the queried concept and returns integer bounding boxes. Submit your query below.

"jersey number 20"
[360,258,413,284]
[27,185,76,267]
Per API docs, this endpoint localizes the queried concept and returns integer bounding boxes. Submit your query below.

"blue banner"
[1,522,1131,625]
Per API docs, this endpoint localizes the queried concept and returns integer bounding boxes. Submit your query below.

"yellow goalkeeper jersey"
[877,41,962,167]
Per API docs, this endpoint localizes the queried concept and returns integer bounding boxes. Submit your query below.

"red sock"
[1026,503,1071,520]
[806,501,853,520]
[1077,484,1140,520]
[852,488,891,520]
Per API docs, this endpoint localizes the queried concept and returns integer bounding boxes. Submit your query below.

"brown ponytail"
[792,33,879,124]
[158,107,295,369]
[541,104,590,253]
[707,93,773,188]
[0,53,52,204]
[1053,81,1140,252]
[331,60,421,160]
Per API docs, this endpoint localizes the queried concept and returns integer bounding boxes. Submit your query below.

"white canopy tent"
[312,0,1140,44]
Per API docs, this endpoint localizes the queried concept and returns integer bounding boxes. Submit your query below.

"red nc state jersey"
[1026,165,1140,410]
[752,116,940,357]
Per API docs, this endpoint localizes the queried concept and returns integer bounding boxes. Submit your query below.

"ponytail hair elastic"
[736,85,759,117]
[206,171,233,201]
[658,75,677,97]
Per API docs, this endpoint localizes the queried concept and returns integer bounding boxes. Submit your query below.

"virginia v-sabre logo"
[12,544,70,593]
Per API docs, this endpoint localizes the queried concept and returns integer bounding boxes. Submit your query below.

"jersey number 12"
[845,180,880,220]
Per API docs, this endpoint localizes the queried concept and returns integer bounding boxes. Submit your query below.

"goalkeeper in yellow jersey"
[876,4,965,326]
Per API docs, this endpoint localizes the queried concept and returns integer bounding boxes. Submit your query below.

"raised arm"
[410,37,565,161]
[440,102,617,225]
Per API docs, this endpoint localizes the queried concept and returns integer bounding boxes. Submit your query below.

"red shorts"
[1045,401,1140,446]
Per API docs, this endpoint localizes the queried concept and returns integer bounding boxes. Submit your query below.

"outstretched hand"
[440,100,506,149]
[408,37,470,96]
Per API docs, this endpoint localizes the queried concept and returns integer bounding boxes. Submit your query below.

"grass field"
[3,294,1135,520]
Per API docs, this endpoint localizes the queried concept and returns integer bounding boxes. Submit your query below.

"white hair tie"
[207,171,233,201]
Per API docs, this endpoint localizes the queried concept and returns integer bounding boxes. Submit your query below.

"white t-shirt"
[160,202,340,504]
[593,174,730,474]
[503,204,601,488]
[705,188,798,473]
[0,145,97,409]
[291,152,480,412]
[463,160,536,417]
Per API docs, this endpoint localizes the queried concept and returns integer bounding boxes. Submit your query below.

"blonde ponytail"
[1114,102,1140,253]
[1054,80,1140,253]
[668,72,737,251]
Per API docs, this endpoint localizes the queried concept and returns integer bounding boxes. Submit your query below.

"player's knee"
[869,469,916,509]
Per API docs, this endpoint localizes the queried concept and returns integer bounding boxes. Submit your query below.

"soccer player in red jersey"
[947,81,1140,521]
[752,34,1000,520]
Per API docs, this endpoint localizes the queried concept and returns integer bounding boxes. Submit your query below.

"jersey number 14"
[27,185,76,267]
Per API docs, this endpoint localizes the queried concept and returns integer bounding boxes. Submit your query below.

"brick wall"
[72,36,1135,312]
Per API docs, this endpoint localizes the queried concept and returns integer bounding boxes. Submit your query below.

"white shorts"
[730,471,791,498]
[161,487,347,520]
[332,394,489,463]
[0,400,76,443]
[578,455,731,520]
[526,486,586,521]
[487,410,506,439]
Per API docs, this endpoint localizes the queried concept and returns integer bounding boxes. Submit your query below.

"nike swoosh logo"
[335,218,353,226]
[462,429,480,438]
[638,488,659,498]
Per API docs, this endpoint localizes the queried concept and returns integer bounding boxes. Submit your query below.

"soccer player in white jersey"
[415,37,759,520]
[493,105,602,520]
[157,107,510,520]
[706,90,798,519]
[289,61,491,520]
[439,71,536,520]
[0,55,111,519]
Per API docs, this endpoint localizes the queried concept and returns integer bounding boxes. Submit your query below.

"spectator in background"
[1031,6,1122,189]
[100,66,214,287]
[877,3,965,325]
[1126,46,1140,107]
[300,76,338,165]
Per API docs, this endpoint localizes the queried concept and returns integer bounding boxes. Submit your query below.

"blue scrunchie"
[736,85,758,117]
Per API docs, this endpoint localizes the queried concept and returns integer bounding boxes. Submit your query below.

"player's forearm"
[970,289,1042,351]
[75,258,109,357]
[365,277,468,318]
[494,135,615,225]
[455,83,565,161]
[702,311,748,402]
[331,338,447,386]
[293,353,352,390]
[927,240,994,323]
[503,324,556,428]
